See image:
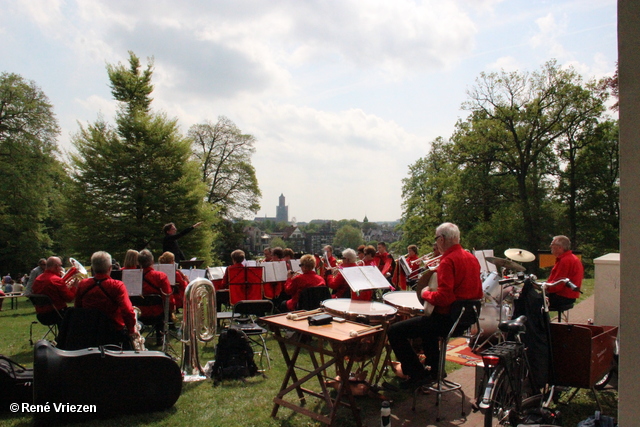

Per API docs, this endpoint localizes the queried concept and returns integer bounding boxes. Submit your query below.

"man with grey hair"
[388,222,483,389]
[138,249,172,346]
[326,248,373,300]
[546,235,583,307]
[75,251,140,348]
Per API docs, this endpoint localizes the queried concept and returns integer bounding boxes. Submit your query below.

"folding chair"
[297,286,331,311]
[412,299,482,421]
[230,300,274,371]
[28,294,64,345]
[130,294,169,351]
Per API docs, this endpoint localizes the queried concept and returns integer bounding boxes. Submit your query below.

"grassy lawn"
[0,287,617,426]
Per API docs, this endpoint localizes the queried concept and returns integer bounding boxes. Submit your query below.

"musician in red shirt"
[388,223,483,388]
[282,254,326,312]
[323,245,338,268]
[32,256,77,325]
[138,249,172,345]
[75,251,140,348]
[546,235,583,307]
[326,248,373,301]
[158,251,188,311]
[375,242,395,279]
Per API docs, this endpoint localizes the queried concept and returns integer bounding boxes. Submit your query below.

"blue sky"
[1,0,617,223]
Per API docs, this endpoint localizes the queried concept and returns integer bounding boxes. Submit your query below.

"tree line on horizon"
[0,54,618,277]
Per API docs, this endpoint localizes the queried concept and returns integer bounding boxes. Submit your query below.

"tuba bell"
[180,278,217,380]
[61,257,88,286]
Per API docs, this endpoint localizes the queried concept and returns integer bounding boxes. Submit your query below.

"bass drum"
[321,299,397,325]
[470,301,512,344]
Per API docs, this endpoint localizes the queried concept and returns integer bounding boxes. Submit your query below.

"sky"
[1,0,617,223]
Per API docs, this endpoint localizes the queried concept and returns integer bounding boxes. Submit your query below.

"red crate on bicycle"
[550,323,617,389]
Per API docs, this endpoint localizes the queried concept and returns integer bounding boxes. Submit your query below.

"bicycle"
[475,275,579,427]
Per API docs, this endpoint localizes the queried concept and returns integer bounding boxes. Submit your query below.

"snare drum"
[322,299,397,325]
[382,291,424,319]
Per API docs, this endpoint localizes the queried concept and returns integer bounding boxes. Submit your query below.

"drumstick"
[286,308,324,320]
[349,324,382,337]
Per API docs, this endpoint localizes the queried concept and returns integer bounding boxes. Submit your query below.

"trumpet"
[61,257,87,286]
[411,252,441,269]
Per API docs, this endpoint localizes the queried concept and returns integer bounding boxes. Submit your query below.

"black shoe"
[399,374,431,390]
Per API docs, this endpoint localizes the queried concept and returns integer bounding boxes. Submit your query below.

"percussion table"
[262,312,385,427]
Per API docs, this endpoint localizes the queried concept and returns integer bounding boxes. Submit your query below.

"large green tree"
[64,52,216,264]
[0,72,64,274]
[189,116,261,219]
[458,60,607,253]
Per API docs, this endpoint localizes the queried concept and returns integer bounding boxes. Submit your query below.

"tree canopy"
[400,61,617,268]
[64,52,216,264]
[0,72,63,274]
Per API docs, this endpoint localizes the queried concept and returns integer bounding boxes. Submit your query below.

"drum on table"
[469,301,512,345]
[382,291,424,320]
[321,299,397,325]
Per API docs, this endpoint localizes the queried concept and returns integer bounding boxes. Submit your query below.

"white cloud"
[530,13,569,59]
[487,56,521,73]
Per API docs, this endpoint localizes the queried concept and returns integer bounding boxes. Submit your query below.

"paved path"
[362,295,596,426]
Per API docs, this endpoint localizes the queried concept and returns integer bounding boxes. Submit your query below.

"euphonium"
[61,257,88,286]
[180,278,216,379]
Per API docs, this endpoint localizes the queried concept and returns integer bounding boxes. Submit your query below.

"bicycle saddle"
[498,315,527,334]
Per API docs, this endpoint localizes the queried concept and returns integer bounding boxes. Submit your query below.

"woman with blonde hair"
[122,249,140,269]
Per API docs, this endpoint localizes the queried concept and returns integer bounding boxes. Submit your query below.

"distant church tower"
[276,193,289,223]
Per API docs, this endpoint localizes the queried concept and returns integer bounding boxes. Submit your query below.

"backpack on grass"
[211,326,258,384]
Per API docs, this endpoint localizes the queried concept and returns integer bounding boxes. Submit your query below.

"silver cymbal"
[485,256,526,272]
[504,248,535,263]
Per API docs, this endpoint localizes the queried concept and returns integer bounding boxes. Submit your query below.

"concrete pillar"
[618,1,640,424]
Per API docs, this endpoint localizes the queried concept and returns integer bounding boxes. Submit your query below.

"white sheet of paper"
[474,249,496,273]
[206,266,226,281]
[262,261,288,282]
[122,269,143,296]
[243,260,257,267]
[289,259,302,273]
[180,268,207,282]
[156,263,176,286]
[340,266,391,292]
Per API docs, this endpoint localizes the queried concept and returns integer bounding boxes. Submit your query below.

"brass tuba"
[180,278,217,380]
[61,257,88,286]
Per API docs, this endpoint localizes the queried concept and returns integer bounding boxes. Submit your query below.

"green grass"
[0,292,616,426]
[0,300,381,427]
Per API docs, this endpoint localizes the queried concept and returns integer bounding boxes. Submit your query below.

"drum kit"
[472,248,536,346]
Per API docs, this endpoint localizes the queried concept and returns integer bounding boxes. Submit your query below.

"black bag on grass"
[0,355,33,411]
[211,326,258,384]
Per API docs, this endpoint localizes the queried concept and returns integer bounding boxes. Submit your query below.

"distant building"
[276,193,288,223]
[254,193,290,224]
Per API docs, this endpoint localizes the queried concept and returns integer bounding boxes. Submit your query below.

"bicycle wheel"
[483,367,538,427]
[484,366,516,427]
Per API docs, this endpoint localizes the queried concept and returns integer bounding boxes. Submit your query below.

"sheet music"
[122,269,143,296]
[243,260,257,267]
[289,259,302,273]
[340,266,391,292]
[180,268,207,282]
[262,261,288,282]
[398,256,411,275]
[155,263,176,286]
[474,249,496,273]
[206,266,226,281]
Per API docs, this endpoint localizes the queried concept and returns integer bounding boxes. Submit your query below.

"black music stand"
[178,260,204,269]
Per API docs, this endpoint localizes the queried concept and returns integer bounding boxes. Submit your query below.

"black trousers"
[387,312,453,379]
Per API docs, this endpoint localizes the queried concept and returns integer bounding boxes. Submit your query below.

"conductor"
[162,221,202,263]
